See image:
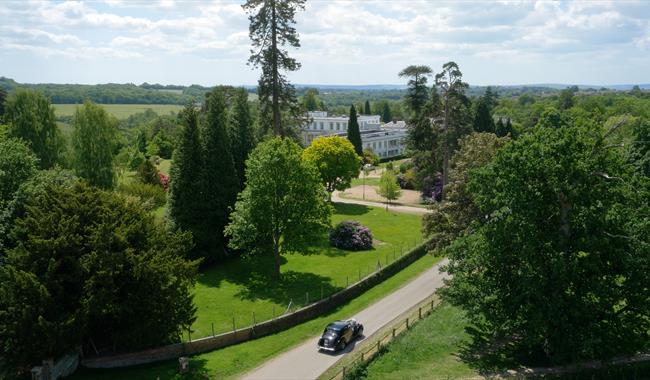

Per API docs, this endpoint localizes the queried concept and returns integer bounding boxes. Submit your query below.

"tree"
[399,65,433,115]
[0,88,6,121]
[0,182,198,376]
[301,88,320,111]
[4,89,62,169]
[381,102,392,123]
[229,88,255,190]
[225,137,331,278]
[363,147,380,166]
[377,170,402,209]
[135,128,147,153]
[628,118,650,176]
[364,100,371,115]
[347,105,363,156]
[201,88,239,260]
[0,138,38,205]
[137,158,161,186]
[243,0,306,137]
[435,61,470,198]
[71,101,117,189]
[442,122,650,365]
[536,107,568,129]
[473,98,495,133]
[168,104,206,261]
[423,132,509,252]
[558,86,577,110]
[303,136,361,199]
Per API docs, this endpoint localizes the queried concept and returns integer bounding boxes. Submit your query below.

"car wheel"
[358,326,364,337]
[338,340,347,351]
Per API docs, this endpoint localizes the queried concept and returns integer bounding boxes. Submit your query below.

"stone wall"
[81,241,430,369]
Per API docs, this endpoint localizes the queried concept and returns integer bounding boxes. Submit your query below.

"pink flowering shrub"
[158,173,170,191]
[329,220,373,251]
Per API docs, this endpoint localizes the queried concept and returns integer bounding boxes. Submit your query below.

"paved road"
[331,192,430,215]
[240,259,449,380]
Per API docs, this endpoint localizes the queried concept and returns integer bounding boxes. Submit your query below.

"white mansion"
[302,111,407,159]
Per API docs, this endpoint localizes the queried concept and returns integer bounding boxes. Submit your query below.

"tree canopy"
[399,65,433,115]
[303,136,361,198]
[225,137,331,278]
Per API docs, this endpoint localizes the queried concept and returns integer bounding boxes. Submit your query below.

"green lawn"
[358,303,476,380]
[72,253,441,380]
[190,202,424,340]
[351,177,381,187]
[53,104,183,119]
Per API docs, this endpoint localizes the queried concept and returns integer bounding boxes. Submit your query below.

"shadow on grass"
[332,202,372,216]
[457,326,550,375]
[72,357,211,380]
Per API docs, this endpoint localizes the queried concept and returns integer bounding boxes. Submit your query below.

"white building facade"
[302,111,407,159]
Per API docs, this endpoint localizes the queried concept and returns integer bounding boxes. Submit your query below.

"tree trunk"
[270,0,282,137]
[441,96,450,199]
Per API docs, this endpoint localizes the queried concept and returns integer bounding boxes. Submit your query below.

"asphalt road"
[331,192,430,215]
[240,258,449,380]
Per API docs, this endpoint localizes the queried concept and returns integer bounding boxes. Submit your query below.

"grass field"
[358,303,475,379]
[53,104,184,119]
[351,177,381,187]
[189,202,424,340]
[72,253,441,380]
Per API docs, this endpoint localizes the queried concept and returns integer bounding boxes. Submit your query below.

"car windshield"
[324,327,339,335]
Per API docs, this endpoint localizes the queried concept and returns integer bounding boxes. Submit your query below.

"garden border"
[81,239,432,369]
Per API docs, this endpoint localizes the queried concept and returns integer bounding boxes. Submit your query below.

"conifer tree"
[201,89,239,260]
[399,65,433,115]
[381,102,392,123]
[364,100,371,115]
[169,104,205,260]
[347,105,363,156]
[495,118,506,136]
[473,98,495,133]
[229,88,255,190]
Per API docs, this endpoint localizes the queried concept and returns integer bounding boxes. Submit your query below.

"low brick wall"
[82,241,431,369]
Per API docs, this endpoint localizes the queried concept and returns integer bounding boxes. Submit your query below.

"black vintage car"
[317,319,364,352]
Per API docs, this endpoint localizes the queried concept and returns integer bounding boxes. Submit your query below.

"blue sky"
[1,0,649,86]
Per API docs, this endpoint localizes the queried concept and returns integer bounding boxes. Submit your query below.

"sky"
[1,0,649,86]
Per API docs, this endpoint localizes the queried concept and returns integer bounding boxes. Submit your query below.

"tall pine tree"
[473,98,495,133]
[381,102,392,123]
[229,88,255,191]
[201,89,239,261]
[169,104,205,260]
[347,105,363,156]
[364,100,371,115]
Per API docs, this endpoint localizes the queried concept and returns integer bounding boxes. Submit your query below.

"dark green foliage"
[117,182,166,211]
[473,98,495,133]
[243,0,306,136]
[225,137,331,278]
[71,101,117,189]
[364,100,371,115]
[399,65,433,115]
[4,88,63,169]
[0,183,197,375]
[229,88,255,190]
[443,122,650,365]
[169,104,206,261]
[0,138,38,205]
[201,89,239,260]
[135,128,147,153]
[381,102,392,123]
[628,119,650,176]
[301,88,321,111]
[558,86,577,110]
[137,158,161,186]
[0,87,6,121]
[347,105,363,156]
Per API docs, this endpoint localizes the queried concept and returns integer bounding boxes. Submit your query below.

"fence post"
[211,322,215,337]
[431,299,435,311]
[188,329,191,342]
[346,276,349,287]
[358,268,361,281]
[419,307,422,319]
[232,316,236,332]
[342,366,346,378]
[406,318,409,329]
[392,328,396,338]
[273,306,275,319]
[253,312,256,326]
[306,292,309,305]
[361,352,364,362]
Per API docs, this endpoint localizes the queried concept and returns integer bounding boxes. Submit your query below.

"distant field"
[53,104,184,119]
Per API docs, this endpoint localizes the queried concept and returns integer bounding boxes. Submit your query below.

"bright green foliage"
[558,86,577,110]
[0,138,38,205]
[364,100,371,115]
[201,89,239,260]
[303,136,361,197]
[229,88,256,190]
[4,89,63,169]
[0,183,197,376]
[146,130,175,159]
[536,106,568,128]
[423,133,508,252]
[629,119,650,176]
[443,122,650,365]
[136,158,160,186]
[243,0,305,136]
[347,105,363,156]
[169,104,206,261]
[117,182,166,211]
[399,65,433,115]
[225,137,331,278]
[135,128,147,153]
[473,98,495,133]
[71,101,117,189]
[381,102,392,123]
[377,170,401,208]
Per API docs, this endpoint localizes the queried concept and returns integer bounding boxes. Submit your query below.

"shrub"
[329,220,373,251]
[137,158,161,186]
[118,182,166,210]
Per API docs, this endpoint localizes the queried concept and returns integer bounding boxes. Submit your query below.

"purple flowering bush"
[329,220,373,251]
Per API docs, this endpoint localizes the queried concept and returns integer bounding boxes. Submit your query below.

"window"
[320,122,324,129]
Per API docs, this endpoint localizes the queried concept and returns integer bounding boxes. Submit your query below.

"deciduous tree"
[71,101,117,189]
[0,138,38,205]
[377,169,401,209]
[303,136,361,199]
[225,137,331,278]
